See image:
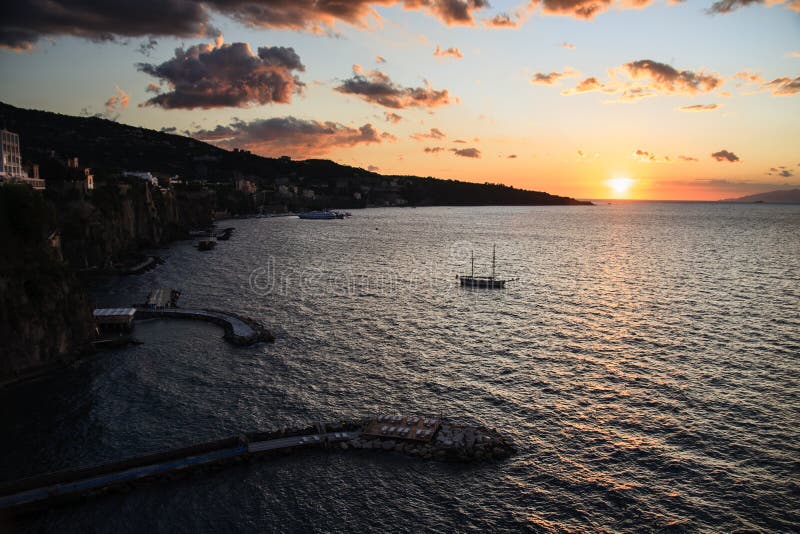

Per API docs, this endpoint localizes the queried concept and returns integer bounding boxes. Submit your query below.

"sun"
[607,177,635,196]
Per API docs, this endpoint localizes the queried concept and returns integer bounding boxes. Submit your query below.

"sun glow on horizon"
[607,177,635,197]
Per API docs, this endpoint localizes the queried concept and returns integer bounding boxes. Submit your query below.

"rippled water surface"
[2,203,799,532]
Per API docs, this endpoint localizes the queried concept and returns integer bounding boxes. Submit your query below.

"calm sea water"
[2,203,799,532]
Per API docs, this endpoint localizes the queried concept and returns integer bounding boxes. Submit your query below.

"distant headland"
[720,189,800,204]
[0,101,591,211]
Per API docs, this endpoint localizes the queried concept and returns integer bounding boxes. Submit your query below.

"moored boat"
[297,210,345,220]
[457,245,514,289]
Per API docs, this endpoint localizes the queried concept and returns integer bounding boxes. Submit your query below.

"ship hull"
[458,276,506,289]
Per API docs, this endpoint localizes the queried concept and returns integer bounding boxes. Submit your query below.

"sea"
[1,202,798,532]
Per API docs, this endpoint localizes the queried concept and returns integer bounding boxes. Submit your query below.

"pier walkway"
[133,307,273,345]
[0,431,359,513]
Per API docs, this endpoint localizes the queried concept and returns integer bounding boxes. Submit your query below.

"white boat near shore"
[297,210,350,220]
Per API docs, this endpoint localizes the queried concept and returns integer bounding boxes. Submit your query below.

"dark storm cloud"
[137,41,304,109]
[711,149,740,162]
[192,117,388,157]
[0,1,491,49]
[335,69,454,109]
[0,1,215,50]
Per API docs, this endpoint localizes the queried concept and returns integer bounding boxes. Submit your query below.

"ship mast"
[471,250,474,277]
[492,244,496,279]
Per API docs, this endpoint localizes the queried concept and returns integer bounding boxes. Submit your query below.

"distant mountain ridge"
[0,101,590,206]
[721,189,800,204]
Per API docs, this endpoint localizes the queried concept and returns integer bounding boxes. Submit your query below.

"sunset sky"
[1,1,798,200]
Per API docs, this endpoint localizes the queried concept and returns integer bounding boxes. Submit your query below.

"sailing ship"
[457,245,514,289]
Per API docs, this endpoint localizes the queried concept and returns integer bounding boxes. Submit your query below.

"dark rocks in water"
[344,421,515,462]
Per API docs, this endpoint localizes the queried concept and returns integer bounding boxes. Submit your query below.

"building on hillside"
[235,178,257,194]
[123,170,158,187]
[1,129,25,182]
[84,168,94,190]
[0,129,45,190]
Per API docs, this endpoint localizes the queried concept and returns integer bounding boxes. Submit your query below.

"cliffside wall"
[57,181,213,269]
[0,185,94,382]
[0,181,213,382]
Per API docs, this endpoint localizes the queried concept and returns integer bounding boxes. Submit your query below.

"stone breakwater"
[0,418,514,516]
[342,422,515,461]
[133,308,274,345]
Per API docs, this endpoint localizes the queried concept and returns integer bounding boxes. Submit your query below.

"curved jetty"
[0,416,514,516]
[134,307,274,345]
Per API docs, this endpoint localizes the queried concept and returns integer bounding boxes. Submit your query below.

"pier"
[0,417,514,516]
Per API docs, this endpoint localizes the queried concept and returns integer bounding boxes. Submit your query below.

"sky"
[0,1,798,200]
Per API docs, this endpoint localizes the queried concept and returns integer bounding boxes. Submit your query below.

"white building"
[1,129,45,190]
[1,129,25,181]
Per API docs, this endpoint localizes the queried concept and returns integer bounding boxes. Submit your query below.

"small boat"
[297,210,345,220]
[457,245,514,289]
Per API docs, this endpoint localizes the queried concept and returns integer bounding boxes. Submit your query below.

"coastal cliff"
[0,185,94,382]
[55,180,212,269]
[0,181,213,382]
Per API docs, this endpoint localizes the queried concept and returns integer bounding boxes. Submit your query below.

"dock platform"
[93,308,136,332]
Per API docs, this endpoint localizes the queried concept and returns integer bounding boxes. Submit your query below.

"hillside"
[720,189,800,204]
[0,101,590,207]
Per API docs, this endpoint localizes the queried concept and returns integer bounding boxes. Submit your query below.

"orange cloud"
[531,68,579,85]
[192,116,390,157]
[632,149,671,163]
[384,111,403,123]
[483,12,520,27]
[764,76,800,96]
[433,45,463,59]
[138,41,305,109]
[335,68,454,109]
[452,147,481,158]
[561,59,722,100]
[707,0,799,14]
[711,149,740,162]
[561,76,612,95]
[105,84,129,112]
[622,59,722,94]
[411,128,446,140]
[679,103,719,111]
